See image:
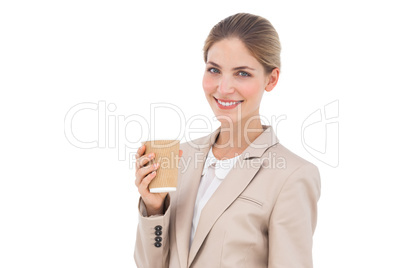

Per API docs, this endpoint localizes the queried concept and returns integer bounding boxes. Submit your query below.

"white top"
[189,146,241,248]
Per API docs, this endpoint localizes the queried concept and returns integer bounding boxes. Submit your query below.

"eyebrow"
[206,61,255,71]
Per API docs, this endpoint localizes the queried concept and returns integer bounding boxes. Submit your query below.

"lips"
[213,97,243,109]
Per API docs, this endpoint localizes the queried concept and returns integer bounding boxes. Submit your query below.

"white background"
[1,0,401,267]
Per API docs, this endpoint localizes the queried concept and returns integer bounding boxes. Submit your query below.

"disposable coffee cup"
[141,140,180,193]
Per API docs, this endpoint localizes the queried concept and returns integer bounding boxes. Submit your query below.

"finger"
[135,144,146,160]
[136,152,155,170]
[135,145,146,168]
[179,149,183,158]
[135,162,159,186]
[138,170,157,194]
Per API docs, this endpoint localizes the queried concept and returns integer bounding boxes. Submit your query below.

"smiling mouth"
[213,97,244,109]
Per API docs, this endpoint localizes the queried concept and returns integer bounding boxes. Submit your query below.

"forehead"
[207,38,261,68]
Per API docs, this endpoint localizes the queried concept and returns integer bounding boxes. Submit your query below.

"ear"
[264,68,280,92]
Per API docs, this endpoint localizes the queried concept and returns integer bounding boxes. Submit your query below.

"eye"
[237,71,250,77]
[208,67,220,74]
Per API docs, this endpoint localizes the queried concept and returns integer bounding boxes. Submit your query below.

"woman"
[134,13,321,268]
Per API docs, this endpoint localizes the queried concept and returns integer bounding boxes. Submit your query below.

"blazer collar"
[175,124,279,268]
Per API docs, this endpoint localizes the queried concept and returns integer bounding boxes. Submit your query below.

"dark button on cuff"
[155,225,162,231]
[154,242,162,248]
[155,236,162,242]
[155,230,162,236]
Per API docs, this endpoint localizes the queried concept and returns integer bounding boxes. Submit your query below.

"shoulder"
[179,138,201,153]
[263,142,320,175]
[254,142,321,196]
[269,142,321,196]
[179,132,214,155]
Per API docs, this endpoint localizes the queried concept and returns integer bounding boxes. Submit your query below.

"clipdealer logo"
[64,99,339,168]
[301,100,339,167]
[64,101,215,164]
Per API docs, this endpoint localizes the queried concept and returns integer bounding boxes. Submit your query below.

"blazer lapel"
[187,125,279,267]
[175,126,221,268]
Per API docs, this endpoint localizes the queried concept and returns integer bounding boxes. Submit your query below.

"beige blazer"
[134,125,321,268]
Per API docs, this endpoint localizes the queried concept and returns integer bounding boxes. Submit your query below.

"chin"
[215,115,241,125]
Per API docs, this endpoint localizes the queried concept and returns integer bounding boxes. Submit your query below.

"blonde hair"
[203,13,281,74]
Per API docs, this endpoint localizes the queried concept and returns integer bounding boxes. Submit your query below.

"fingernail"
[154,163,159,169]
[148,153,154,158]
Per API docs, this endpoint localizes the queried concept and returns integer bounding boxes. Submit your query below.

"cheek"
[202,74,216,93]
[238,80,262,99]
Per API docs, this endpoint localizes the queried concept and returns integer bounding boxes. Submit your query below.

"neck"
[214,117,264,150]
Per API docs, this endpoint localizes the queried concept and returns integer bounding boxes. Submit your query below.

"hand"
[135,145,183,216]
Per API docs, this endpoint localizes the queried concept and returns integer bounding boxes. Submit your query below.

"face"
[203,38,278,127]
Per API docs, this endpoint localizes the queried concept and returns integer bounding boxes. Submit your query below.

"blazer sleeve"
[134,194,171,268]
[268,163,321,268]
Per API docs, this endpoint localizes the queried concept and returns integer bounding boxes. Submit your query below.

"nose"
[218,75,235,95]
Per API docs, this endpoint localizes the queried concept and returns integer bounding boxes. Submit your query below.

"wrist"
[146,205,164,216]
[142,194,170,217]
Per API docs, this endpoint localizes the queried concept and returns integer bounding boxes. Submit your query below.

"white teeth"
[217,99,241,106]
